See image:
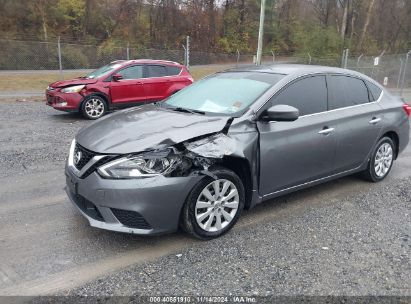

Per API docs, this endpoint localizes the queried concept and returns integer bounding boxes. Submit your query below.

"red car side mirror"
[112,74,123,81]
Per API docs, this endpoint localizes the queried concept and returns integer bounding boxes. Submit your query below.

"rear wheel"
[81,96,107,120]
[362,137,395,182]
[181,167,245,239]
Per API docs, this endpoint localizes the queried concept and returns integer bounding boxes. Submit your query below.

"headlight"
[97,151,180,179]
[61,85,85,93]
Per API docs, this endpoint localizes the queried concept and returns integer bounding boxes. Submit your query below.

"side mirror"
[261,104,299,122]
[112,74,123,81]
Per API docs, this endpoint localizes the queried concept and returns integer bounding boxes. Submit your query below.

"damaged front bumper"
[65,132,245,234]
[65,167,203,235]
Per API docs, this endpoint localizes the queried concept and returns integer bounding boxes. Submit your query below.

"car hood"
[50,78,98,88]
[76,105,230,154]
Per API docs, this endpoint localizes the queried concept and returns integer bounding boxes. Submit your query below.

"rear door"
[109,65,145,104]
[257,75,338,195]
[143,65,170,102]
[328,74,383,172]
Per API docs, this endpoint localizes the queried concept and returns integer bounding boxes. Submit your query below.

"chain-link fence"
[0,39,186,70]
[0,38,409,98]
[346,53,411,97]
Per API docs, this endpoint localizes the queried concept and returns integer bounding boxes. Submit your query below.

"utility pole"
[256,0,266,66]
[186,36,190,70]
[57,36,63,77]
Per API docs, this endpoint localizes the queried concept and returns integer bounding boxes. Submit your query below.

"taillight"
[403,104,411,117]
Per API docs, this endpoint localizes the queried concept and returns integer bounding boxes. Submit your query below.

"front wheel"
[181,167,245,239]
[81,96,107,120]
[362,137,395,182]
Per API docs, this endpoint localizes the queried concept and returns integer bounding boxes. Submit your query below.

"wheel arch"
[220,156,253,209]
[381,131,399,159]
[80,92,111,110]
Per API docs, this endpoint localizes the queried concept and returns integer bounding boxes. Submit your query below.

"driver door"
[110,65,146,104]
[257,75,338,195]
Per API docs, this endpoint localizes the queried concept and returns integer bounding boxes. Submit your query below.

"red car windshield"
[85,62,125,79]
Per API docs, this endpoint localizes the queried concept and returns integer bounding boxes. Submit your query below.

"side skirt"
[252,163,367,206]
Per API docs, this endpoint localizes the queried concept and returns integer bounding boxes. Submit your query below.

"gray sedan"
[65,65,410,239]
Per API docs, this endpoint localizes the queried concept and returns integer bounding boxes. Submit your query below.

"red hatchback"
[46,59,194,119]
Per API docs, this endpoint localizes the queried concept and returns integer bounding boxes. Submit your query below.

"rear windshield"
[164,72,284,115]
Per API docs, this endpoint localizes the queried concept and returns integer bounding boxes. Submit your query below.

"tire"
[362,136,396,182]
[81,95,107,120]
[181,167,245,240]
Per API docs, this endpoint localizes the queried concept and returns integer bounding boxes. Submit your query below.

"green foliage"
[0,0,409,60]
[61,44,89,68]
[292,23,342,58]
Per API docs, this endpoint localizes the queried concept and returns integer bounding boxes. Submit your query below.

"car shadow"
[69,174,371,250]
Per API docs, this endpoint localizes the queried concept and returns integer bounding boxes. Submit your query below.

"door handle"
[369,117,381,124]
[318,127,335,135]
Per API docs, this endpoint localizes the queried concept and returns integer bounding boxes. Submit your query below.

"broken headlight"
[97,151,180,179]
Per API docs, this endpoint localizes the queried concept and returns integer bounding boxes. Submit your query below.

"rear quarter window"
[146,65,167,78]
[329,75,369,110]
[365,80,383,101]
[166,66,182,76]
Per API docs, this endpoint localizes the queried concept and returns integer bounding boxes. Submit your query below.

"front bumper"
[46,89,82,112]
[65,166,202,235]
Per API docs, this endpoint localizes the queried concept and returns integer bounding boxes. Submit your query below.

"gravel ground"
[70,177,411,297]
[0,100,89,177]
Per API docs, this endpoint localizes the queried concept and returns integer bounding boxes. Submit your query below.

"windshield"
[164,72,285,115]
[85,62,125,79]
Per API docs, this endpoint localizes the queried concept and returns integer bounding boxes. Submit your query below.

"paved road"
[0,101,410,296]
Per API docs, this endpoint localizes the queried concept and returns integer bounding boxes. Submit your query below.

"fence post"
[182,44,187,66]
[397,58,403,89]
[126,42,130,60]
[344,48,349,69]
[236,49,240,67]
[57,36,63,76]
[271,51,275,63]
[400,50,411,97]
[307,53,312,65]
[186,36,190,70]
[357,54,363,67]
[341,49,346,68]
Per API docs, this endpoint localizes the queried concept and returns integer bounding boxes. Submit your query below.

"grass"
[0,65,230,93]
[0,72,83,92]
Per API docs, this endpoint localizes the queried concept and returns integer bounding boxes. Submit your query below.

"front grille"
[111,208,152,230]
[46,95,53,103]
[72,194,104,221]
[74,143,96,170]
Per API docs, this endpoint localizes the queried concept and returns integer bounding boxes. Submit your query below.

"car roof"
[227,64,365,77]
[224,63,383,88]
[114,59,182,66]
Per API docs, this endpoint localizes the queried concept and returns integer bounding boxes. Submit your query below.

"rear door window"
[272,75,328,116]
[329,75,370,109]
[146,65,167,78]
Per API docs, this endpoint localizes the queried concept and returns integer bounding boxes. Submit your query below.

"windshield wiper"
[170,106,205,115]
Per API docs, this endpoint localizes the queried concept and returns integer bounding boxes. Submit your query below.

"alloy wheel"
[374,142,393,177]
[195,179,239,232]
[84,98,105,118]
